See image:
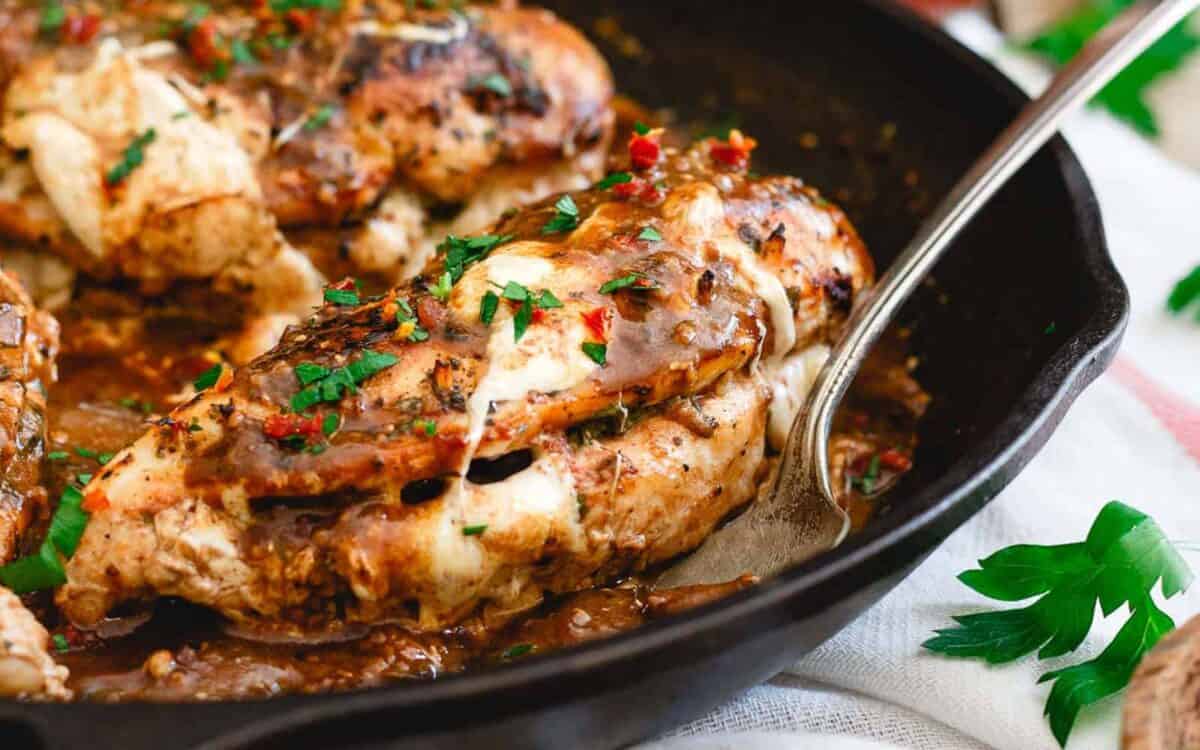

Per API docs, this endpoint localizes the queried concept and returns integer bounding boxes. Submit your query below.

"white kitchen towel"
[638,11,1200,750]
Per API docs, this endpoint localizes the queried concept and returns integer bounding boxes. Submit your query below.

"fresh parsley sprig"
[924,501,1193,747]
[1025,2,1200,136]
[1167,263,1200,318]
[541,195,580,235]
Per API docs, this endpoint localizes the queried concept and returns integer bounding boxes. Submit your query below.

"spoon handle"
[792,0,1200,502]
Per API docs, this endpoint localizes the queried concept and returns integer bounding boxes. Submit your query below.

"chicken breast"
[0,1,613,303]
[0,586,69,700]
[57,136,871,630]
[0,269,57,563]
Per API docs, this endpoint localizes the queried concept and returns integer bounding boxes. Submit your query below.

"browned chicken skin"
[58,138,871,631]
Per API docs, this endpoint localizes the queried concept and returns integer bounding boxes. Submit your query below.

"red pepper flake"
[581,307,611,341]
[285,9,317,33]
[709,129,758,169]
[879,449,912,472]
[263,413,323,440]
[214,367,234,393]
[612,177,663,205]
[63,13,101,44]
[628,132,662,171]
[330,277,356,291]
[81,489,110,512]
[187,18,228,69]
[531,308,547,325]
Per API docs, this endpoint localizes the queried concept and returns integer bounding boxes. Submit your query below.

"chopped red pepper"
[531,308,547,325]
[330,277,356,291]
[285,9,317,33]
[709,129,758,169]
[264,413,323,440]
[581,307,611,341]
[879,449,912,472]
[214,367,234,393]
[82,490,110,512]
[612,177,663,204]
[63,13,101,45]
[187,18,227,69]
[628,133,661,170]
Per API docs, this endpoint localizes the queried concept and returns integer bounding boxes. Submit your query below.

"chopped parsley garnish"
[47,451,68,461]
[97,452,113,465]
[512,298,534,342]
[596,171,633,190]
[502,643,535,659]
[428,271,454,302]
[462,523,487,536]
[439,234,512,285]
[412,418,437,436]
[269,0,341,14]
[40,3,66,33]
[171,110,192,120]
[230,38,257,64]
[633,121,651,135]
[1167,263,1200,318]
[304,104,336,131]
[289,350,398,413]
[106,129,156,186]
[295,362,330,385]
[76,473,93,485]
[599,272,657,295]
[51,634,69,653]
[119,397,155,414]
[581,342,607,365]
[925,501,1193,747]
[180,3,210,33]
[395,299,430,342]
[324,287,360,306]
[637,226,662,242]
[188,419,203,432]
[468,72,512,98]
[74,447,97,459]
[480,291,499,325]
[495,282,561,341]
[1044,321,1057,335]
[193,363,223,391]
[322,412,340,436]
[853,454,881,493]
[541,195,580,235]
[1025,3,1200,136]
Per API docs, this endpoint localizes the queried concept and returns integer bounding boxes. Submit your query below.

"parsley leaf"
[480,291,499,325]
[106,129,156,185]
[596,171,633,190]
[289,350,398,413]
[599,272,657,295]
[304,104,336,131]
[538,289,563,309]
[1025,2,1200,136]
[581,342,606,365]
[541,195,580,235]
[468,73,512,97]
[637,226,663,242]
[924,501,1193,747]
[439,234,512,284]
[193,363,223,391]
[429,271,453,302]
[40,3,65,33]
[462,523,487,536]
[633,121,651,135]
[512,298,533,341]
[1167,263,1200,318]
[324,287,359,306]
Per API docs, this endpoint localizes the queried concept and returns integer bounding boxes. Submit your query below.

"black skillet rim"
[3,0,1129,744]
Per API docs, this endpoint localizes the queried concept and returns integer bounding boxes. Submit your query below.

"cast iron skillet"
[0,1,1128,747]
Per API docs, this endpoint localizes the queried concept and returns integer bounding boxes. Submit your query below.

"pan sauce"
[35,289,923,701]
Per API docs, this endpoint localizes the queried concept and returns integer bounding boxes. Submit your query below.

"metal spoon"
[658,0,1198,588]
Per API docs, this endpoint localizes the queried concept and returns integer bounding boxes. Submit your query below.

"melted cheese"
[764,345,830,450]
[662,183,797,361]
